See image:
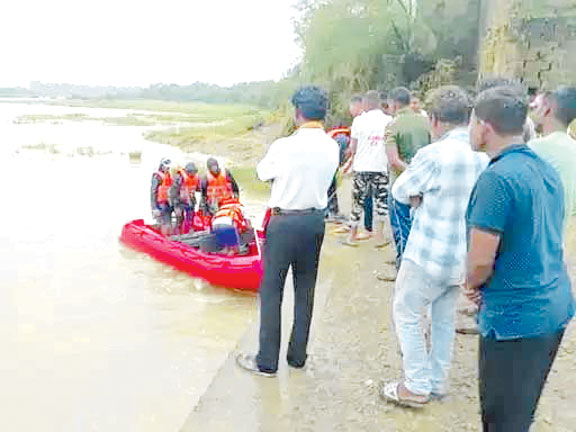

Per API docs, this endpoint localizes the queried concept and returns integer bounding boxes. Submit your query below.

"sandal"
[339,238,359,247]
[376,273,396,282]
[456,326,480,335]
[374,240,391,249]
[332,226,351,234]
[379,382,429,408]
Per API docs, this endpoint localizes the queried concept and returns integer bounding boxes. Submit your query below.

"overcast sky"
[1,0,301,88]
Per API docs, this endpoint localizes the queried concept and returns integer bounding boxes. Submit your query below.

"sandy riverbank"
[180,180,576,432]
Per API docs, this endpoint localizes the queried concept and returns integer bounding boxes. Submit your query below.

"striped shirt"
[392,128,489,280]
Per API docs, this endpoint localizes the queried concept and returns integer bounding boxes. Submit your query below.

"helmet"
[184,162,198,174]
[159,158,171,170]
[206,157,220,175]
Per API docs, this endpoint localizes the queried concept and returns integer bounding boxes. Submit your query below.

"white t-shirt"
[351,109,392,172]
[257,127,339,210]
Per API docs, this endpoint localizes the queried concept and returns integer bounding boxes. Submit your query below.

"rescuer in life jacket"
[199,158,240,216]
[151,158,174,235]
[210,196,254,255]
[170,162,200,234]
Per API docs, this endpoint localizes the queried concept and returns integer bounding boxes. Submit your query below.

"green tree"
[295,0,438,123]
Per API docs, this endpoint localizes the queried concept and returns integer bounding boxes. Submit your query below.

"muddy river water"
[1,100,575,432]
[0,101,260,431]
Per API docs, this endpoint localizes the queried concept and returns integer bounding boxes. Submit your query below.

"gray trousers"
[256,211,325,373]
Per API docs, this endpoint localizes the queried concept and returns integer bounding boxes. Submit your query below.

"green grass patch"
[15,113,88,124]
[15,99,271,144]
[144,112,267,145]
[228,165,270,199]
[44,98,265,118]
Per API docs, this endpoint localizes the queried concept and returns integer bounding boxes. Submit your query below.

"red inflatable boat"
[120,219,263,292]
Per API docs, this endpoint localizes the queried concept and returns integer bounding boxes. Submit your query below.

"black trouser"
[256,211,325,373]
[479,330,565,432]
[327,176,339,216]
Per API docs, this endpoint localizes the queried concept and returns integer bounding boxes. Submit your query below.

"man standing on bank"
[236,86,339,377]
[385,87,431,270]
[466,86,574,431]
[381,86,488,407]
[346,90,393,247]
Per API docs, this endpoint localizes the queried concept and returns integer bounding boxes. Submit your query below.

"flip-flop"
[379,382,429,408]
[339,239,359,247]
[374,241,391,249]
[332,226,351,234]
[376,274,396,282]
[456,326,480,335]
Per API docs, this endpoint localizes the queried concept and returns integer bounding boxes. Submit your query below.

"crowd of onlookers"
[324,80,576,430]
[150,77,576,431]
[234,80,576,432]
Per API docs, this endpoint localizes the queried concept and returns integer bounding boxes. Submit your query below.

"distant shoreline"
[3,97,280,198]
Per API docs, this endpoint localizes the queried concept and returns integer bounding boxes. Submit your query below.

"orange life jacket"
[212,197,247,234]
[178,170,200,202]
[156,171,173,204]
[206,171,233,207]
[327,127,350,139]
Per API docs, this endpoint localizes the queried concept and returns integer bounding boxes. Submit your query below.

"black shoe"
[236,353,276,377]
[287,354,307,369]
[287,361,306,369]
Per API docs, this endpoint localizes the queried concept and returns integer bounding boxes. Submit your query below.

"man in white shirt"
[236,86,339,377]
[346,90,393,246]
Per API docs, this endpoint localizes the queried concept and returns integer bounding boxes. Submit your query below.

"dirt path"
[179,181,576,431]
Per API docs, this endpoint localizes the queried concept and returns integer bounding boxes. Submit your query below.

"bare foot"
[354,232,371,241]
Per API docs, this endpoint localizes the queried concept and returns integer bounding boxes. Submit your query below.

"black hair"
[349,94,363,104]
[474,86,528,136]
[550,86,576,127]
[185,162,198,173]
[389,87,411,106]
[363,90,381,109]
[427,85,471,125]
[291,85,329,121]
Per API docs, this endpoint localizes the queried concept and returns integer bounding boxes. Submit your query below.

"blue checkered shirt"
[392,128,489,280]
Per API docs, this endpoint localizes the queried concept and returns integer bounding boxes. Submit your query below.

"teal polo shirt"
[466,144,574,340]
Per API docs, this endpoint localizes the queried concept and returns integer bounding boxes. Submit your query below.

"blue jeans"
[364,194,373,232]
[393,259,460,396]
[213,224,240,248]
[157,203,173,225]
[388,195,412,269]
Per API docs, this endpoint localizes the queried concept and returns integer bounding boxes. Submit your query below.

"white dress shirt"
[257,127,339,210]
[351,109,392,172]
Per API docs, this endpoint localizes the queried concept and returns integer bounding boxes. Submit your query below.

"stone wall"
[479,0,576,89]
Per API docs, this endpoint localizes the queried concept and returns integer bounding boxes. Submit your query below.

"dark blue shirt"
[466,144,574,340]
